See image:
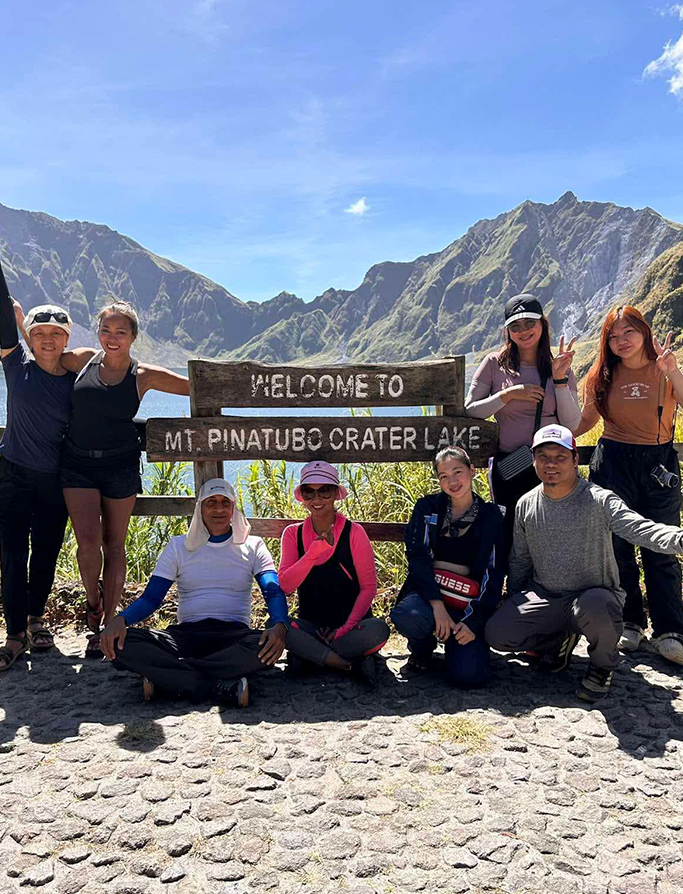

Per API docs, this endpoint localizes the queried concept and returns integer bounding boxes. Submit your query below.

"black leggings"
[0,458,69,635]
[589,438,683,637]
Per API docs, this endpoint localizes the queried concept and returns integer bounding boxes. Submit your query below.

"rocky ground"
[0,633,682,894]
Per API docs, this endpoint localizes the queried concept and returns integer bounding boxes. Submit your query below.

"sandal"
[27,616,55,651]
[85,581,104,635]
[405,654,431,673]
[0,634,28,672]
[85,633,103,659]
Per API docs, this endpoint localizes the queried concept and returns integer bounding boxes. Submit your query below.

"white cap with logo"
[532,424,576,452]
[185,478,252,550]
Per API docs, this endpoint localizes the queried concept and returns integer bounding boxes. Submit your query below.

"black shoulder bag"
[496,373,547,481]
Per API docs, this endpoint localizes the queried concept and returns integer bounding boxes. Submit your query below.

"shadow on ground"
[1,634,681,762]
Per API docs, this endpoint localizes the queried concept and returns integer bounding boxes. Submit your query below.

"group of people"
[1,255,683,707]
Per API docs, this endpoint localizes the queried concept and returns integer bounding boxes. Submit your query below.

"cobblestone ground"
[1,634,683,894]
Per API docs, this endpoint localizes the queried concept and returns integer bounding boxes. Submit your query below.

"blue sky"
[1,0,683,303]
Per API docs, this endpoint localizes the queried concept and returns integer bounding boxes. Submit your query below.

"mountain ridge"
[1,193,681,366]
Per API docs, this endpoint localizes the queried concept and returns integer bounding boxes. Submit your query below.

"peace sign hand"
[551,335,577,380]
[654,332,679,377]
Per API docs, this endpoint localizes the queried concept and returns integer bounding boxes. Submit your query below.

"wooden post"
[189,363,223,492]
[442,355,466,416]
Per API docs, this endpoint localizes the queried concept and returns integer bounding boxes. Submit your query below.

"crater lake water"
[0,368,434,505]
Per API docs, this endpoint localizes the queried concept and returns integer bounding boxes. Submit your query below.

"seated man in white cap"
[485,424,683,703]
[100,479,289,707]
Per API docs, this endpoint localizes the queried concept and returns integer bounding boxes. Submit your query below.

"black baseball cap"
[504,294,543,326]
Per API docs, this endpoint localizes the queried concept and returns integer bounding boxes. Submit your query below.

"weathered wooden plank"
[132,495,195,516]
[130,498,407,540]
[145,415,499,465]
[188,357,465,410]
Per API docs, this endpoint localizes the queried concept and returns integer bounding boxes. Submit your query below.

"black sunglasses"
[32,311,69,324]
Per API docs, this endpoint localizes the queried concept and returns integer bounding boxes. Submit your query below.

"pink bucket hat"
[294,461,348,503]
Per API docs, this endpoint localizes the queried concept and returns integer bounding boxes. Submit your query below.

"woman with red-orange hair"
[575,306,683,666]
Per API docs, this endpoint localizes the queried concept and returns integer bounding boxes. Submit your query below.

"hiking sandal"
[85,633,103,659]
[27,616,55,651]
[405,654,432,673]
[85,581,104,634]
[0,634,28,672]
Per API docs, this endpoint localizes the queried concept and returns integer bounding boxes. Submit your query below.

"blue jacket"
[397,491,506,636]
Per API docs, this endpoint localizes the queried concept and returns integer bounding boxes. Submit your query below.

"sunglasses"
[32,311,69,325]
[300,484,337,500]
[508,319,538,333]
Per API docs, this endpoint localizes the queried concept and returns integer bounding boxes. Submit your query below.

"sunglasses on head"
[300,484,337,500]
[32,311,69,325]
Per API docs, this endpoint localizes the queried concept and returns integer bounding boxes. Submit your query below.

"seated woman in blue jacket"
[391,446,506,688]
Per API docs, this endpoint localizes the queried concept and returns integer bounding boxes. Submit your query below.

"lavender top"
[465,351,581,454]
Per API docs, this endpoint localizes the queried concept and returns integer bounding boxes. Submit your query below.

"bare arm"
[61,347,98,374]
[137,364,190,399]
[572,385,601,437]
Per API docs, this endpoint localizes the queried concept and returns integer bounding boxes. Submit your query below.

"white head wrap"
[185,479,252,551]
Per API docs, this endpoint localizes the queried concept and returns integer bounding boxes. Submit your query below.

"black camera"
[650,463,680,490]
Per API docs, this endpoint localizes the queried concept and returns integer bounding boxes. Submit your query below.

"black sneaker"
[212,676,249,708]
[538,631,579,673]
[576,664,613,703]
[353,654,377,688]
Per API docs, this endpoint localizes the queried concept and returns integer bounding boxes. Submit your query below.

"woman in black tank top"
[278,461,389,686]
[60,301,190,657]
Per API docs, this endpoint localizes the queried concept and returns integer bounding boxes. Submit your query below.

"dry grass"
[419,715,490,751]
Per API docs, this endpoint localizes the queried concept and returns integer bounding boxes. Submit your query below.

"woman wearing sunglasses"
[465,293,581,550]
[0,261,76,670]
[59,301,190,657]
[278,460,389,685]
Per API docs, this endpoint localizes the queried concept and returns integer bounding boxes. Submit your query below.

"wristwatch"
[552,377,569,385]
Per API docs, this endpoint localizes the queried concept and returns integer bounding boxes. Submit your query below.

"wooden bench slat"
[131,497,408,541]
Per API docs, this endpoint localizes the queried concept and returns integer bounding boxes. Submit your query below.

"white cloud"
[344,197,369,216]
[644,30,683,96]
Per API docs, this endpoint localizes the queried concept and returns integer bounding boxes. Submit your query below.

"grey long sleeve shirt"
[508,478,683,599]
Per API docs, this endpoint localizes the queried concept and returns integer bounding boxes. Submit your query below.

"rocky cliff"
[1,193,681,365]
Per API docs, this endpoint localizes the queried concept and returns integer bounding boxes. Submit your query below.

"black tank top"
[67,351,141,452]
[296,518,363,629]
[433,523,476,567]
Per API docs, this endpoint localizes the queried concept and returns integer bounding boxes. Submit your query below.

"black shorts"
[61,459,142,500]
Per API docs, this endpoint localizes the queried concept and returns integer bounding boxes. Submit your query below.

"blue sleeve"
[121,575,173,626]
[255,570,289,626]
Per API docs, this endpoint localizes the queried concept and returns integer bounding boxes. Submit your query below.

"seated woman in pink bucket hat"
[279,460,389,686]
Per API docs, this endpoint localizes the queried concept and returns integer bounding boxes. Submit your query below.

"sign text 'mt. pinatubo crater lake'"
[146,359,497,466]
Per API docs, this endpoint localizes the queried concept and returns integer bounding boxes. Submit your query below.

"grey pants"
[112,619,279,700]
[287,617,390,667]
[484,585,624,670]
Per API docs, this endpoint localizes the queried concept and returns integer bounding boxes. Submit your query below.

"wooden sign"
[189,358,464,410]
[146,415,498,465]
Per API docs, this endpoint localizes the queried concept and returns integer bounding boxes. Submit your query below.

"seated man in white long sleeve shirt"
[485,425,683,703]
[100,479,290,708]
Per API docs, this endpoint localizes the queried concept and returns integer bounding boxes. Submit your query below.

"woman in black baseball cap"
[465,294,581,551]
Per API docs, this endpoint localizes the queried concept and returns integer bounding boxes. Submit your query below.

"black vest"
[296,518,362,629]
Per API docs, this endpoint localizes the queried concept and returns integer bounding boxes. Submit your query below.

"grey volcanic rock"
[1,193,681,365]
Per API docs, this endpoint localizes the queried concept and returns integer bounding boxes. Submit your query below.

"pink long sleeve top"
[279,513,378,640]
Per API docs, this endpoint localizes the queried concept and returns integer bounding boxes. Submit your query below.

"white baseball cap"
[24,304,72,336]
[532,424,576,452]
